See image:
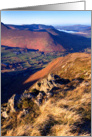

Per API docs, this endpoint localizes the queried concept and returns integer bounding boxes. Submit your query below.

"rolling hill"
[24,52,91,85]
[7,24,55,31]
[1,23,91,52]
[55,24,91,38]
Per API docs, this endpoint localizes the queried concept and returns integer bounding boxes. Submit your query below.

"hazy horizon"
[1,22,91,27]
[1,11,91,26]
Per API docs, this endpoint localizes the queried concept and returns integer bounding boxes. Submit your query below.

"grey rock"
[36,91,45,106]
[8,94,20,112]
[47,73,55,81]
[20,93,33,100]
[2,111,8,118]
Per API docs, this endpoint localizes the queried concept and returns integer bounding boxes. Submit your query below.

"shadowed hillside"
[7,24,55,31]
[1,23,91,52]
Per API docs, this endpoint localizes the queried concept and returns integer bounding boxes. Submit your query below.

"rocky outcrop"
[1,94,20,118]
[32,74,64,93]
[1,73,70,117]
[20,92,34,100]
[31,73,70,105]
[35,91,46,106]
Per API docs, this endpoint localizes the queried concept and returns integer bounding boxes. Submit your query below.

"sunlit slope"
[24,53,91,85]
[1,23,91,52]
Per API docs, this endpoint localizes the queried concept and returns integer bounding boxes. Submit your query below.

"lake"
[57,29,78,33]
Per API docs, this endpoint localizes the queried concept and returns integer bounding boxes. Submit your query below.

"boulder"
[47,73,55,81]
[30,74,69,105]
[39,80,54,93]
[20,93,33,100]
[36,91,45,106]
[8,94,20,112]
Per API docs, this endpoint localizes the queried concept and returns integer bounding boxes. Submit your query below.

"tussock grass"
[1,53,91,136]
[2,77,91,136]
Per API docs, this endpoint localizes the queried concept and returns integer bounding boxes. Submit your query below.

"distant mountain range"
[1,23,91,52]
[7,24,55,31]
[55,25,91,37]
[54,24,91,32]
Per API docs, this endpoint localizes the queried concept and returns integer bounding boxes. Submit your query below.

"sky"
[1,11,91,26]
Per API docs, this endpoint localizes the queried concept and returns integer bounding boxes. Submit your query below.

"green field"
[1,45,67,71]
[1,45,68,103]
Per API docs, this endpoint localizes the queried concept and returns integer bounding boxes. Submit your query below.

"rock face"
[7,94,20,112]
[31,73,70,105]
[33,74,61,93]
[36,91,46,106]
[20,93,34,100]
[1,73,70,117]
[1,94,20,118]
[1,73,85,120]
[32,73,70,93]
[1,91,37,118]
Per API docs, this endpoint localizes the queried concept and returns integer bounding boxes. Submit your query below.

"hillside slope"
[1,53,91,136]
[24,52,91,84]
[1,23,91,52]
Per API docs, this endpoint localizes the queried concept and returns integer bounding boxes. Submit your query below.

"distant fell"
[7,24,55,31]
[1,23,91,52]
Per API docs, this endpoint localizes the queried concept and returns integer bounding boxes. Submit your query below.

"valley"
[1,22,91,136]
[1,23,91,52]
[55,25,91,38]
[1,45,68,103]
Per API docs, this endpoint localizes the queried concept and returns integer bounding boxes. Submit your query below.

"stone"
[47,73,55,81]
[47,92,53,98]
[20,93,33,100]
[2,111,8,118]
[30,74,67,105]
[8,94,20,112]
[36,91,45,106]
[37,91,45,100]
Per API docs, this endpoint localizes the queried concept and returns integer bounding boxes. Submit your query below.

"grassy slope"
[1,53,91,136]
[24,53,91,84]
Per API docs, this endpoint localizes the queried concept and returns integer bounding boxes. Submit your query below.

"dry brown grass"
[29,78,91,136]
[2,90,91,136]
[1,53,91,136]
